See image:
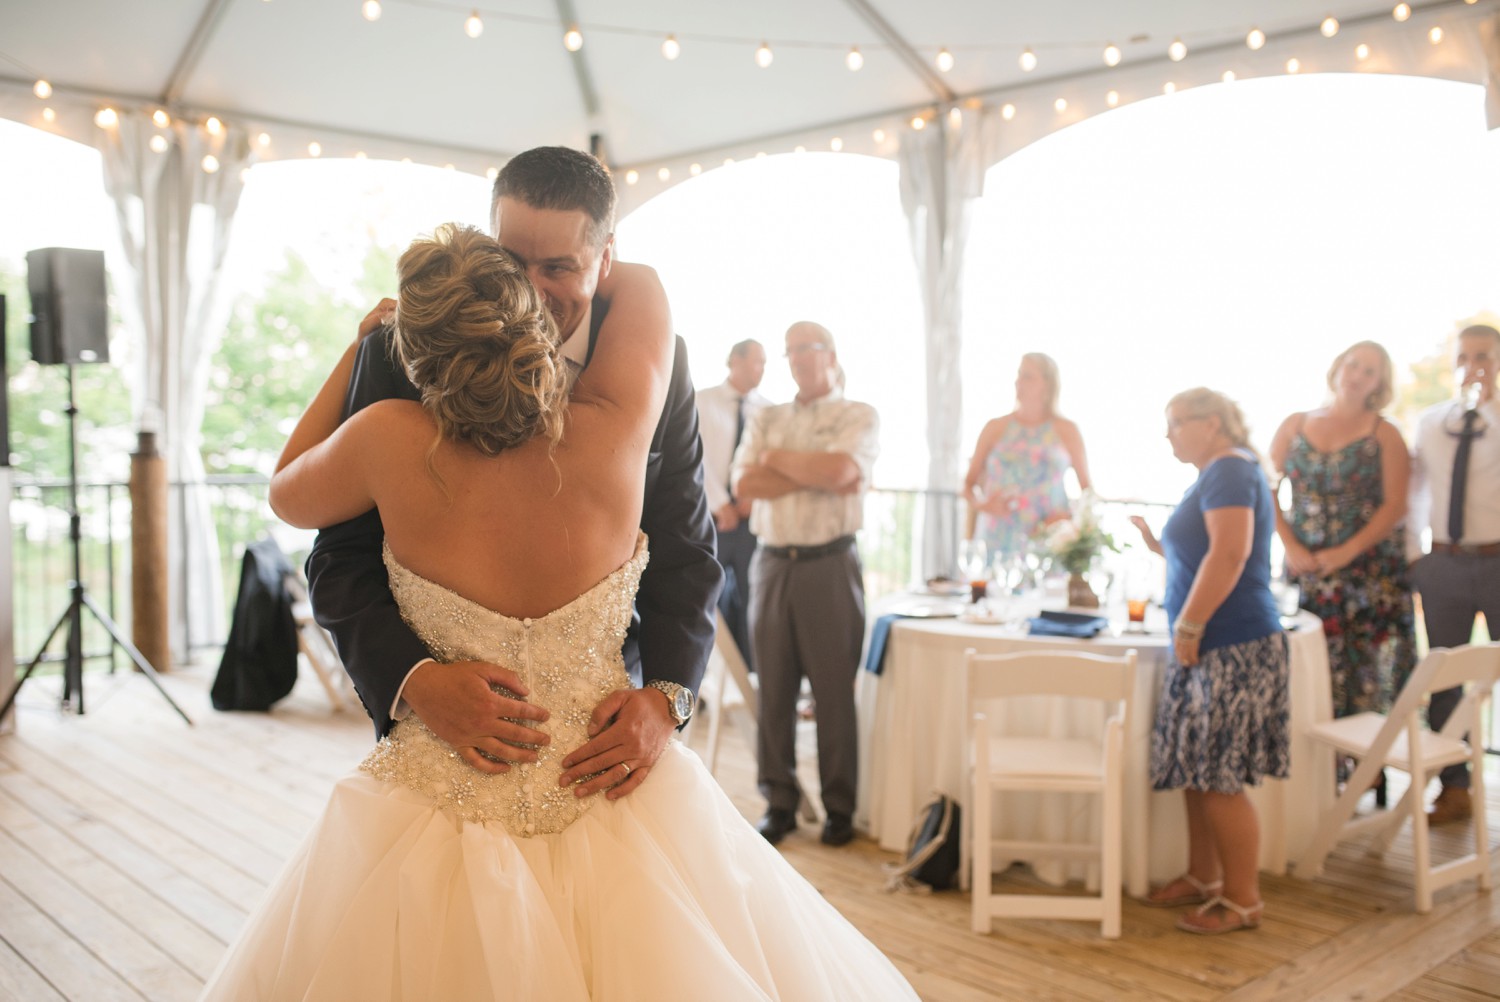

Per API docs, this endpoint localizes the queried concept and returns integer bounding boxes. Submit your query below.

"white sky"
[2,71,1497,504]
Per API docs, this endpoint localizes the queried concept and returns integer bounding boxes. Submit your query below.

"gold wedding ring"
[620,762,632,776]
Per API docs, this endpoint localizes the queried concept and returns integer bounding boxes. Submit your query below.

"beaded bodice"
[360,534,648,837]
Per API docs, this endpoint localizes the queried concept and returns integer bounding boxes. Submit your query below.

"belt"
[1429,541,1500,557]
[760,535,856,561]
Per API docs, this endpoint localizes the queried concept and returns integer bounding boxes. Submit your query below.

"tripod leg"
[0,602,74,724]
[79,590,193,726]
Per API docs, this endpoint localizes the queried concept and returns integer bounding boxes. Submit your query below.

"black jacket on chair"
[212,537,299,711]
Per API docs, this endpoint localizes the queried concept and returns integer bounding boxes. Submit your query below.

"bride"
[200,224,918,1001]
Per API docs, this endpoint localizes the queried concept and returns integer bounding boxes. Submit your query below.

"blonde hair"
[393,224,564,460]
[1326,340,1394,412]
[1168,387,1253,450]
[1019,352,1061,416]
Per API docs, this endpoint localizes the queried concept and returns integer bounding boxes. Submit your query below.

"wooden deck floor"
[0,662,1496,1001]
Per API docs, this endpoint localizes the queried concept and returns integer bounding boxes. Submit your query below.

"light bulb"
[1286,57,1301,73]
[41,107,55,122]
[1019,46,1037,72]
[206,116,223,135]
[307,141,322,157]
[150,134,169,153]
[872,128,886,142]
[1168,38,1187,61]
[201,154,220,174]
[464,11,482,38]
[152,109,170,128]
[1247,28,1266,50]
[1103,43,1121,67]
[948,107,962,128]
[564,26,583,51]
[830,137,843,151]
[657,167,670,182]
[485,166,498,180]
[361,0,381,22]
[1222,70,1237,83]
[793,145,806,154]
[1106,90,1120,108]
[1053,97,1067,112]
[1000,103,1016,121]
[34,79,52,99]
[689,163,702,175]
[910,116,926,130]
[755,42,772,68]
[661,35,680,60]
[723,158,735,166]
[935,48,954,72]
[625,169,639,185]
[1393,4,1411,22]
[1356,43,1371,60]
[846,46,863,71]
[94,107,118,128]
[257,131,271,147]
[1429,26,1444,44]
[1321,17,1339,38]
[1163,81,1176,94]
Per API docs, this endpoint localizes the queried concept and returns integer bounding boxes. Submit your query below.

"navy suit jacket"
[305,304,722,737]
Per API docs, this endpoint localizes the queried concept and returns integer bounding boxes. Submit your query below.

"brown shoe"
[1427,786,1472,825]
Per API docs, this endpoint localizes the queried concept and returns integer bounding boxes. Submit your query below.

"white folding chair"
[966,648,1137,939]
[1296,642,1499,913]
[283,571,351,711]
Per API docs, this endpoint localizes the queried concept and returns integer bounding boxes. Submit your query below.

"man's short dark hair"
[729,339,761,360]
[492,147,616,248]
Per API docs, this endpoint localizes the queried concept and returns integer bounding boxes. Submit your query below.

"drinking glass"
[958,539,989,603]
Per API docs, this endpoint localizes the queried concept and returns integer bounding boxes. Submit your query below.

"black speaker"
[26,247,109,365]
[0,293,9,467]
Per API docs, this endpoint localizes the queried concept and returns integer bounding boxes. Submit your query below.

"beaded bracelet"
[1175,618,1206,639]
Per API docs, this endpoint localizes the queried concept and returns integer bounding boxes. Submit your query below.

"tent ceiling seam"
[161,0,236,106]
[838,0,956,105]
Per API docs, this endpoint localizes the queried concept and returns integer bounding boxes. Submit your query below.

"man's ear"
[596,234,615,282]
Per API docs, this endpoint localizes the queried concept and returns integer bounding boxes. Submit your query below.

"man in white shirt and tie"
[1408,322,1500,825]
[696,340,770,669]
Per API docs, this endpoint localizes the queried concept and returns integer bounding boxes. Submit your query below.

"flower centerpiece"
[1040,491,1119,608]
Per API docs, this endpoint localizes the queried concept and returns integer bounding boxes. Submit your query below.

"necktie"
[730,396,746,498]
[1448,408,1478,543]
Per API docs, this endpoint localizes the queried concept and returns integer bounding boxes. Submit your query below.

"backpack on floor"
[882,793,962,893]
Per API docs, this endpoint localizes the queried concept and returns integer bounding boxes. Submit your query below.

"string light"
[1428,26,1444,44]
[1222,70,1237,82]
[846,46,863,71]
[1246,28,1266,50]
[948,107,962,128]
[793,145,806,154]
[464,10,483,38]
[910,115,926,130]
[1393,4,1411,22]
[1355,43,1371,60]
[308,141,322,157]
[94,107,118,128]
[1321,17,1340,38]
[564,25,583,51]
[356,151,368,159]
[755,42,773,68]
[33,79,51,99]
[657,167,670,181]
[872,127,886,142]
[1019,47,1037,72]
[485,166,498,180]
[661,34,680,60]
[1053,97,1067,112]
[830,137,843,151]
[1105,89,1120,107]
[935,48,954,72]
[689,163,702,175]
[201,154,220,174]
[443,163,454,170]
[625,169,639,185]
[1286,57,1301,73]
[1163,81,1176,94]
[150,134,169,153]
[1168,38,1187,61]
[41,107,55,122]
[723,157,735,166]
[1000,103,1016,121]
[1103,43,1121,67]
[205,116,223,135]
[152,109,170,128]
[361,0,381,22]
[257,132,271,147]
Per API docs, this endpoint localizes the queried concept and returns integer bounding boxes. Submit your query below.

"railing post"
[130,432,170,672]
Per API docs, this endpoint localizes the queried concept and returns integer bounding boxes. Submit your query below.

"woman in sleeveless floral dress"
[1269,341,1417,722]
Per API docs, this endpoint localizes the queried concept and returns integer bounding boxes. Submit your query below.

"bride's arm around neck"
[568,262,673,442]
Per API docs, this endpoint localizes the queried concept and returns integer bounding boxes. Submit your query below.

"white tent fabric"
[96,111,250,654]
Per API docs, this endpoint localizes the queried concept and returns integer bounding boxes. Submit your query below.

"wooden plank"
[0,880,140,1002]
[0,938,66,1002]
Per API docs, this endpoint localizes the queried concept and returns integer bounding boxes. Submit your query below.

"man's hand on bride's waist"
[557,688,673,801]
[403,660,550,775]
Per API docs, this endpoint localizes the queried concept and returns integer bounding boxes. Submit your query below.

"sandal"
[1144,873,1222,908]
[1176,895,1263,935]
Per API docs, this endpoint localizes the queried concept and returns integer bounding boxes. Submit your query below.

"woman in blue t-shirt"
[1130,388,1288,936]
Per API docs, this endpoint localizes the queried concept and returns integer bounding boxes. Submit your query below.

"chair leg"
[1471,739,1493,893]
[1102,778,1122,939]
[972,778,990,933]
[1410,771,1434,914]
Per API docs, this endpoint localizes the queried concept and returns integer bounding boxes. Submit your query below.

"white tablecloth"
[855,610,1333,897]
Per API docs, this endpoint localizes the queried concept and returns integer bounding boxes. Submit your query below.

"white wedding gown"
[200,534,918,1001]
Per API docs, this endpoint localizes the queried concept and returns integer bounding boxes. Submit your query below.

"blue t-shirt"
[1161,451,1280,652]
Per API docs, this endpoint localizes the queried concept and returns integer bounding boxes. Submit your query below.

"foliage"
[1039,490,1119,575]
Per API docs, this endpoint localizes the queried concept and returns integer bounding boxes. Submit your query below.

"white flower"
[1047,519,1080,550]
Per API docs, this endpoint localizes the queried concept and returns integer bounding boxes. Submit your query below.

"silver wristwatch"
[644,680,694,726]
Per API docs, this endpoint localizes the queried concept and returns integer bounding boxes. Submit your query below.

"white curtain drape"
[898,107,998,580]
[96,111,250,657]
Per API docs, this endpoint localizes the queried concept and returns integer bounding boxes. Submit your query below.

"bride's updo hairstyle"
[394,223,564,456]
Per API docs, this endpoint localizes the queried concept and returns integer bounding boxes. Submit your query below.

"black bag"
[882,793,962,892]
[212,538,299,711]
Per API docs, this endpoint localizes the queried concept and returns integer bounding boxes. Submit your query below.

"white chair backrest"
[1424,643,1500,697]
[966,649,1137,705]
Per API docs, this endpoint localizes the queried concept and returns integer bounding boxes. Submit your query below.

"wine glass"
[958,539,989,604]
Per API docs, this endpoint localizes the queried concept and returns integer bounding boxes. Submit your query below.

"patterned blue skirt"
[1151,631,1290,794]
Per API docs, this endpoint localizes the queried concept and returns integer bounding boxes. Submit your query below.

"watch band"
[644,679,693,724]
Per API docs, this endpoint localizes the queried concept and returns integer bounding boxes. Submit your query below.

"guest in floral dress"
[963,353,1091,560]
[1269,341,1417,723]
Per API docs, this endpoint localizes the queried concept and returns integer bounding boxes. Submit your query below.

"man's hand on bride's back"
[557,689,674,800]
[402,660,550,774]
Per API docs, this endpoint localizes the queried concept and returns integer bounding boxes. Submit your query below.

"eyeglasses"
[1165,414,1208,432]
[784,342,830,357]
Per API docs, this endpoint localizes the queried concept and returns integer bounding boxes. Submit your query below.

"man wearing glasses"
[1407,322,1500,824]
[732,321,880,847]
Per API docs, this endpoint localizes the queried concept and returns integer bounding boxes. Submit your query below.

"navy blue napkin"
[863,613,907,675]
[1026,610,1110,638]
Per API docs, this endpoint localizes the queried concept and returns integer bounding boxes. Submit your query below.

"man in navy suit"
[306,147,720,797]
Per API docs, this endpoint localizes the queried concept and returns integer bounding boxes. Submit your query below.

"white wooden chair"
[966,648,1137,939]
[1296,642,1499,913]
[282,571,351,712]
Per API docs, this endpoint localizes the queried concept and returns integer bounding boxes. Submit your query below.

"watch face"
[672,688,693,721]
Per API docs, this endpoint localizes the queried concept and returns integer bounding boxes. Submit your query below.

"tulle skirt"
[200,743,918,1001]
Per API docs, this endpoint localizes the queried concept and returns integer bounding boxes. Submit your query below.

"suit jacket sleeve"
[304,328,429,737]
[636,335,723,695]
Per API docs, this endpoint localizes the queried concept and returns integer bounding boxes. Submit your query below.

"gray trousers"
[749,543,865,816]
[1411,551,1500,789]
